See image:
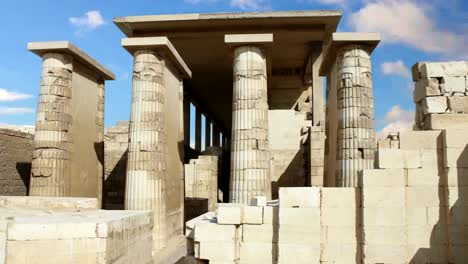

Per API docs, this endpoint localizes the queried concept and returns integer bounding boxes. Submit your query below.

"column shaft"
[96,82,105,207]
[205,119,211,149]
[195,109,202,151]
[335,45,376,187]
[229,46,271,203]
[30,53,73,197]
[125,50,167,251]
[212,125,220,147]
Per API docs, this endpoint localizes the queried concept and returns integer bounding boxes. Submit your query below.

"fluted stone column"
[30,53,73,197]
[336,44,376,187]
[122,37,191,253]
[125,50,168,251]
[226,34,273,203]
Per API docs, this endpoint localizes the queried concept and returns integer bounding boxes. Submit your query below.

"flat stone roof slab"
[114,10,342,37]
[28,41,115,80]
[122,37,192,78]
[319,32,381,76]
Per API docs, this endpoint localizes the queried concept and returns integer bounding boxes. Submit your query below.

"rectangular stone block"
[321,207,357,226]
[441,76,466,93]
[444,147,468,168]
[443,128,468,148]
[422,97,448,114]
[277,243,320,264]
[363,245,406,264]
[407,244,448,264]
[407,187,445,208]
[447,168,468,186]
[363,226,406,245]
[360,169,405,187]
[447,186,468,207]
[407,168,444,187]
[362,187,405,208]
[194,223,236,242]
[198,241,236,261]
[421,61,468,78]
[362,207,406,226]
[413,78,441,102]
[407,225,447,246]
[278,224,320,244]
[321,243,361,264]
[278,187,320,208]
[242,224,276,242]
[425,114,468,130]
[242,206,263,224]
[399,130,442,150]
[420,148,444,169]
[321,188,359,208]
[239,242,276,262]
[322,226,361,244]
[217,204,242,225]
[279,208,320,227]
[447,96,468,113]
[377,149,421,169]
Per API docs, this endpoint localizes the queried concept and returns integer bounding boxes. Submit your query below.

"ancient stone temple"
[1,9,467,264]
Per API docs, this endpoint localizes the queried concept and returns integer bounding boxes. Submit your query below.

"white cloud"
[302,0,348,7]
[0,123,35,134]
[0,107,34,115]
[377,105,414,138]
[230,0,269,10]
[69,10,105,34]
[381,60,411,78]
[349,0,467,56]
[0,88,33,102]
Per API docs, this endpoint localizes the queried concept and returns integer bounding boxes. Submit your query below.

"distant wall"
[0,129,33,196]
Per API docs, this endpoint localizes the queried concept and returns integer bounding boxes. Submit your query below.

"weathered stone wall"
[0,129,33,196]
[185,156,218,211]
[413,61,468,130]
[103,121,129,209]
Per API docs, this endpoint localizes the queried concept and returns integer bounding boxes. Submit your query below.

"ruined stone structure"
[0,9,467,264]
[27,42,115,205]
[0,129,33,196]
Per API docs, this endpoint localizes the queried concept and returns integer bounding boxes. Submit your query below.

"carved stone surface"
[29,53,73,197]
[125,50,167,252]
[335,45,376,187]
[229,46,271,203]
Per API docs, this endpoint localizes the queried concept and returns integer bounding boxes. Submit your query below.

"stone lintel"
[121,37,192,79]
[27,41,115,80]
[224,33,274,46]
[319,32,381,76]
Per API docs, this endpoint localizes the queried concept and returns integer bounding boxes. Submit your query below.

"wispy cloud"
[185,0,269,10]
[0,107,34,115]
[381,60,411,78]
[349,0,467,57]
[300,0,349,7]
[377,105,414,138]
[0,88,33,102]
[69,10,105,35]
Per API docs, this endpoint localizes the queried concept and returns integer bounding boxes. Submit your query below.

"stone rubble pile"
[413,61,468,130]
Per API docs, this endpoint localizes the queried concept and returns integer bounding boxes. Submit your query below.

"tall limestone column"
[29,53,73,196]
[319,33,381,187]
[225,34,273,203]
[122,37,191,252]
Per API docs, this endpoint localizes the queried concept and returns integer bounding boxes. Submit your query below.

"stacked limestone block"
[336,45,376,187]
[185,155,219,211]
[309,127,326,186]
[0,129,33,196]
[413,61,468,130]
[30,53,73,196]
[321,188,361,263]
[0,196,153,264]
[443,129,468,263]
[377,132,399,149]
[230,46,271,204]
[104,121,129,209]
[277,188,321,263]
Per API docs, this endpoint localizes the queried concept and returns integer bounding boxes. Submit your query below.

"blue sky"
[0,0,466,137]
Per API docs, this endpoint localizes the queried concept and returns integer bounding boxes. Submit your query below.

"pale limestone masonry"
[103,121,129,209]
[413,61,468,130]
[185,155,218,211]
[226,34,273,204]
[27,42,115,204]
[0,129,33,196]
[0,197,153,264]
[121,37,191,253]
